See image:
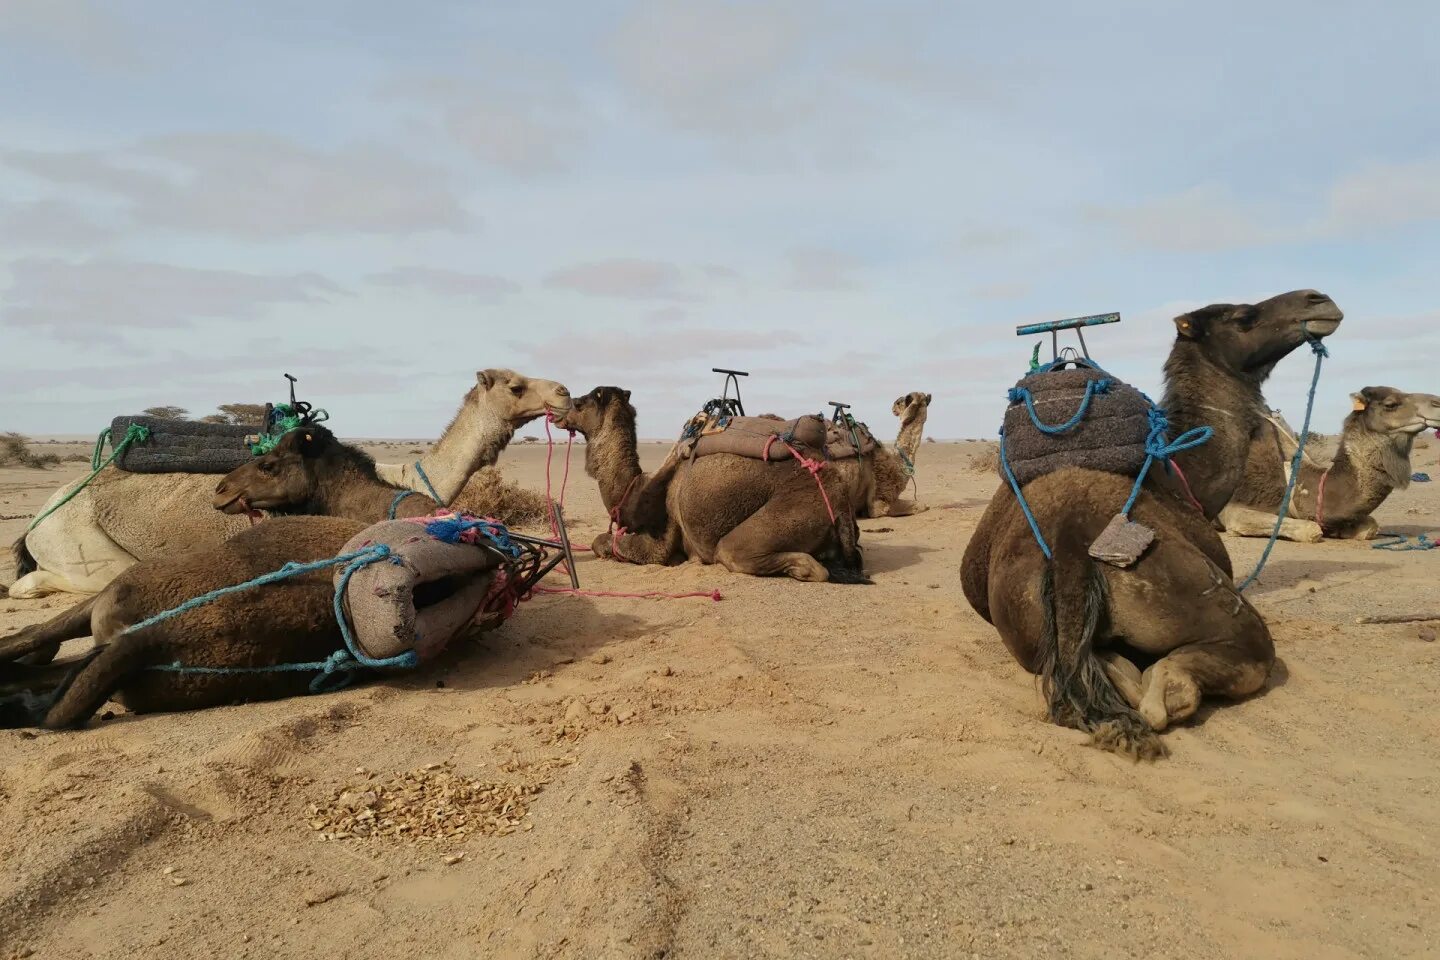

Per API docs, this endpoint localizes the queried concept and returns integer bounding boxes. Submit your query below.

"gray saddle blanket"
[678,414,877,462]
[1001,367,1152,486]
[110,415,262,474]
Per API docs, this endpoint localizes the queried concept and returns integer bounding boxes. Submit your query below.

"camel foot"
[1102,653,1144,709]
[1089,718,1168,762]
[1138,663,1201,733]
[591,533,614,559]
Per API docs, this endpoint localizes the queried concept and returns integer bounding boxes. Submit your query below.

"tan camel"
[0,515,509,729]
[961,290,1343,758]
[8,370,568,599]
[1222,387,1440,541]
[554,387,868,582]
[868,391,932,517]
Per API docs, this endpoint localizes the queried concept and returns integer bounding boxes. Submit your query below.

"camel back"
[335,516,511,664]
[1001,364,1152,486]
[109,415,261,474]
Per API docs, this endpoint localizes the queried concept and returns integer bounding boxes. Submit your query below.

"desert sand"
[2,440,1438,960]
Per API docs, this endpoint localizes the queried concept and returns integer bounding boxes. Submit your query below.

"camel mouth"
[1301,312,1343,337]
[214,493,245,514]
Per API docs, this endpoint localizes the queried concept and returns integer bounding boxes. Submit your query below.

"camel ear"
[298,431,324,457]
[476,370,494,389]
[621,389,632,403]
[1350,393,1368,412]
[1174,313,1204,340]
[923,393,933,405]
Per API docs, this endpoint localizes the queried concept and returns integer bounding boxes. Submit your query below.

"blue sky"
[2,0,1436,439]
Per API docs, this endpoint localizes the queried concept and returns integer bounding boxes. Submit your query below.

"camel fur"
[858,392,932,518]
[8,369,568,600]
[0,516,503,729]
[556,387,869,583]
[961,289,1343,759]
[1222,387,1440,541]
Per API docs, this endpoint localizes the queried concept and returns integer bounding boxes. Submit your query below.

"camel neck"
[306,455,433,521]
[583,418,644,512]
[1161,342,1267,519]
[1314,419,1415,520]
[411,396,513,504]
[894,409,928,465]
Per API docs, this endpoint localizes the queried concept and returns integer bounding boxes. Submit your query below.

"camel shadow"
[862,540,938,575]
[1180,657,1290,731]
[1239,557,1393,595]
[395,603,651,695]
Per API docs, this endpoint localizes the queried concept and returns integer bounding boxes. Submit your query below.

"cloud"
[543,258,690,300]
[786,247,861,290]
[646,306,689,324]
[0,200,117,250]
[4,134,471,238]
[1326,159,1440,231]
[1,257,345,342]
[508,325,811,373]
[368,267,521,302]
[1083,184,1284,253]
[3,0,140,69]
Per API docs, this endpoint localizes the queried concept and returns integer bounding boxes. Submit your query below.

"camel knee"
[1138,663,1200,732]
[1102,653,1144,709]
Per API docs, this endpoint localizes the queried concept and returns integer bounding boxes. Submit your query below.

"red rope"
[1165,458,1206,514]
[543,413,591,554]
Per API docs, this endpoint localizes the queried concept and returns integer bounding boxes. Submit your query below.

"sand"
[2,440,1439,960]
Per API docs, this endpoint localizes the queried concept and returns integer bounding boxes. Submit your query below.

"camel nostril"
[1305,292,1331,304]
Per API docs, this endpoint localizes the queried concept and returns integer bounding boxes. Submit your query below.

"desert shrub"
[0,432,60,468]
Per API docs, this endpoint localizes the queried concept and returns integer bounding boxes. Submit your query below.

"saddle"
[108,415,263,475]
[676,412,878,463]
[1001,362,1153,486]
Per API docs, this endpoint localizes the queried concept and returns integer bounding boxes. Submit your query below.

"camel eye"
[258,460,276,475]
[510,384,525,396]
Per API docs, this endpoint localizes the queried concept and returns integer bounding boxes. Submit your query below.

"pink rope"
[780,440,837,525]
[1165,458,1206,514]
[543,413,591,554]
[532,585,722,602]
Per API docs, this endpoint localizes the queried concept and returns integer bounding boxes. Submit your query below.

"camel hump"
[108,415,259,475]
[334,517,510,664]
[1002,366,1154,486]
[684,414,829,462]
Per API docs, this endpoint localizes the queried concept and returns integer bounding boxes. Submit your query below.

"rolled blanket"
[110,415,261,474]
[333,517,511,664]
[1002,365,1152,486]
[683,414,829,462]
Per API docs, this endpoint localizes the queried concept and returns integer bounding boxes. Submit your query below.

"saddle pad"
[110,415,262,474]
[685,414,828,462]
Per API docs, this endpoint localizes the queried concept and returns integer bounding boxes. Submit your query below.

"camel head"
[473,369,571,427]
[213,425,351,514]
[892,392,933,418]
[1172,289,1343,381]
[551,386,634,439]
[1349,387,1440,438]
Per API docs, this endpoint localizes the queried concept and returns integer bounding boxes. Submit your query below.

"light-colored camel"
[865,391,932,518]
[1221,387,1440,542]
[555,387,869,583]
[0,515,507,729]
[961,290,1343,758]
[8,370,568,599]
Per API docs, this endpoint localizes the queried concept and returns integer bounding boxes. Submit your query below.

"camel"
[0,515,509,729]
[860,391,932,518]
[8,369,568,599]
[554,387,868,583]
[961,289,1343,758]
[1221,387,1440,541]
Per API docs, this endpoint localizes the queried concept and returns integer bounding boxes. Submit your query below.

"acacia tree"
[142,406,189,420]
[201,403,268,425]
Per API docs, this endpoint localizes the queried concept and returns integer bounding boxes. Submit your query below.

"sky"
[2,0,1437,440]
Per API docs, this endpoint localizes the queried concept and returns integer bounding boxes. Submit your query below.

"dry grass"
[452,466,552,527]
[967,442,1000,475]
[0,433,60,469]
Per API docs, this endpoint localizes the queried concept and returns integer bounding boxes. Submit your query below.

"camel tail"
[824,515,872,585]
[1037,523,1165,760]
[12,534,36,580]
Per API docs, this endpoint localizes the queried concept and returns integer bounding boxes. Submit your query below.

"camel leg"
[0,595,99,666]
[41,591,151,730]
[592,529,679,567]
[712,495,833,582]
[1218,504,1323,543]
[1102,653,1145,709]
[0,595,98,668]
[0,648,104,727]
[1133,622,1272,733]
[1331,516,1379,541]
[881,498,928,518]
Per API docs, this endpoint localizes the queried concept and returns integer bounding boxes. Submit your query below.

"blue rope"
[1373,533,1437,551]
[421,514,524,559]
[896,447,915,477]
[1235,335,1329,592]
[388,489,421,520]
[1008,378,1111,435]
[413,461,446,505]
[137,543,419,692]
[999,429,1051,560]
[1119,406,1214,517]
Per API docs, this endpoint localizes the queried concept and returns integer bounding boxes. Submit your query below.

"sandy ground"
[2,440,1439,960]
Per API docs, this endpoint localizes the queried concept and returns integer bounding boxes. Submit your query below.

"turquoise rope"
[999,429,1051,560]
[413,461,446,505]
[138,543,419,693]
[28,423,151,532]
[1235,335,1329,592]
[1119,406,1214,518]
[1373,533,1436,552]
[388,489,422,520]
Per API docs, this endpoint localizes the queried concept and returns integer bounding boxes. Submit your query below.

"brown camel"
[1222,387,1440,541]
[961,290,1343,758]
[554,387,868,583]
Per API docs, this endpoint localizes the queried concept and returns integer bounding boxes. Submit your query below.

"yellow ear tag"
[1350,396,1367,412]
[305,433,313,441]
